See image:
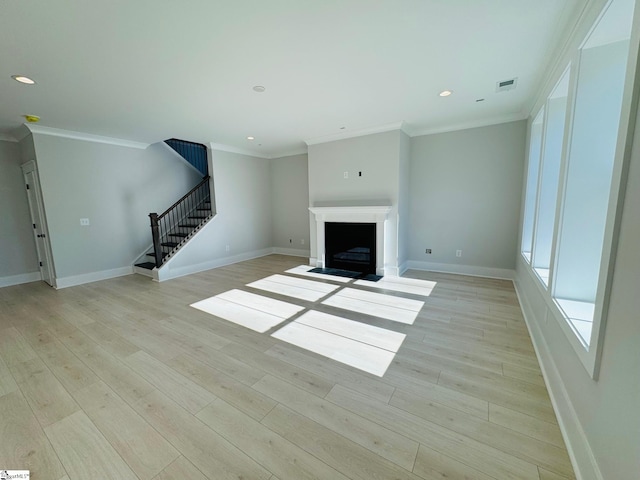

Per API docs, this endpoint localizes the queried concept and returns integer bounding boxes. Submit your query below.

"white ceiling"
[1,0,586,156]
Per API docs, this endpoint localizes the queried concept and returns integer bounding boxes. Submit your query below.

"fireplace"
[309,205,393,276]
[325,222,376,274]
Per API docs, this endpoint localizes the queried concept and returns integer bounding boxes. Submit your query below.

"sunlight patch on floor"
[322,288,424,324]
[190,289,304,333]
[247,274,340,301]
[272,310,405,376]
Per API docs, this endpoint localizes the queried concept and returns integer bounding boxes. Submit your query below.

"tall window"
[520,0,636,376]
[532,70,570,286]
[521,109,544,263]
[552,0,634,346]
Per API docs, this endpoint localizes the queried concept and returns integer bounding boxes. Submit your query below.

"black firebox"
[325,222,376,275]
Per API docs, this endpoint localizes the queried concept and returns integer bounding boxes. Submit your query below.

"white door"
[22,162,54,286]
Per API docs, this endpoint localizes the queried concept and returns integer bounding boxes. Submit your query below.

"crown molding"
[210,142,272,159]
[409,113,528,138]
[305,121,410,146]
[0,132,17,142]
[25,124,150,149]
[209,143,308,160]
[269,147,308,159]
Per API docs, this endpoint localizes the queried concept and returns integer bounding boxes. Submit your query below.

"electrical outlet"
[425,248,432,254]
[225,245,230,252]
[343,171,349,179]
[300,239,305,245]
[456,250,462,257]
[80,218,90,226]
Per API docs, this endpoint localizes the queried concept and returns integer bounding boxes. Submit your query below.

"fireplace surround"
[309,205,392,276]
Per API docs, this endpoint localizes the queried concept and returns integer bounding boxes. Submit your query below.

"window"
[521,109,544,263]
[532,70,570,286]
[520,0,637,377]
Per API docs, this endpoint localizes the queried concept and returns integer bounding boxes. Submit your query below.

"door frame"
[21,161,56,287]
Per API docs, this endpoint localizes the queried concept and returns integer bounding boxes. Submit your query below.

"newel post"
[149,213,162,268]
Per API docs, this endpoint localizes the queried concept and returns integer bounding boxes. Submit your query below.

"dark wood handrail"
[158,175,210,220]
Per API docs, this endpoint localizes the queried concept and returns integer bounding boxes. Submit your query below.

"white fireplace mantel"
[309,205,392,276]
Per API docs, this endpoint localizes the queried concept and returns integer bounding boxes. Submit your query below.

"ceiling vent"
[496,77,518,93]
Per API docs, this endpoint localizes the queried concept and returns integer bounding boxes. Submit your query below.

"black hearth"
[325,222,376,274]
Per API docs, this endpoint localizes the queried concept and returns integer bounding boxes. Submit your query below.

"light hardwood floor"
[0,255,576,479]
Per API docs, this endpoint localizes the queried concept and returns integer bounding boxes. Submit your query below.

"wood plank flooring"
[0,254,575,479]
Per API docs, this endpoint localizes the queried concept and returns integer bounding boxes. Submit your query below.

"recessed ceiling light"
[476,98,485,102]
[12,75,36,85]
[247,136,255,141]
[339,126,346,130]
[439,90,453,97]
[252,86,266,93]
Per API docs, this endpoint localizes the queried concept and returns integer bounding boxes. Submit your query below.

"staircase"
[135,140,214,275]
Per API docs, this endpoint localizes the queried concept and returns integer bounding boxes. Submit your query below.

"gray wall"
[409,121,526,270]
[270,154,310,254]
[31,135,202,279]
[159,149,273,278]
[398,131,411,269]
[308,130,402,273]
[0,140,39,278]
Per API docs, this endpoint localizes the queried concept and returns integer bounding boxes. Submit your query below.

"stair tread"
[178,224,199,227]
[161,242,179,248]
[168,232,189,237]
[146,252,168,258]
[188,215,208,219]
[135,262,156,270]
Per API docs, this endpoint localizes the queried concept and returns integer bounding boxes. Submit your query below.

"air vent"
[496,77,518,93]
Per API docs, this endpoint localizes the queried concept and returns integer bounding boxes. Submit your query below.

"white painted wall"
[0,140,39,280]
[308,130,402,274]
[408,121,526,274]
[270,153,310,256]
[158,148,273,280]
[30,135,202,282]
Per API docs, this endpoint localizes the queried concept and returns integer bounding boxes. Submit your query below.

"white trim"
[157,248,273,282]
[398,261,409,276]
[0,271,41,288]
[309,205,393,277]
[513,277,603,480]
[270,148,308,159]
[0,133,17,142]
[132,266,155,278]
[272,247,310,257]
[25,124,149,149]
[409,113,527,138]
[54,266,133,289]
[305,121,409,146]
[405,260,515,280]
[210,142,271,159]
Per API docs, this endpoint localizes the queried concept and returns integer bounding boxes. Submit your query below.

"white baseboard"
[398,262,409,276]
[54,266,133,289]
[513,278,602,480]
[157,248,274,282]
[405,260,515,280]
[0,271,41,288]
[271,247,310,257]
